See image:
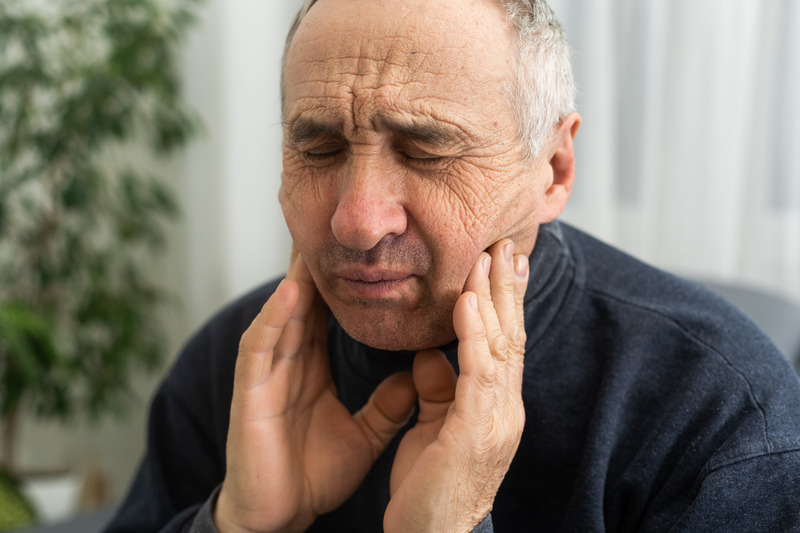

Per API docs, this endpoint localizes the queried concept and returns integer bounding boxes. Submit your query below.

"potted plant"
[0,0,200,520]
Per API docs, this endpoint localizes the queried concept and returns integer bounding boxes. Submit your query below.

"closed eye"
[397,145,452,169]
[305,149,343,160]
[400,152,446,167]
[303,144,346,165]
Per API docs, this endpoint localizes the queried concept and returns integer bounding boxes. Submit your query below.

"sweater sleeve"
[471,514,494,533]
[182,486,222,533]
[666,448,800,532]
[103,375,228,532]
[185,495,492,533]
[103,284,272,533]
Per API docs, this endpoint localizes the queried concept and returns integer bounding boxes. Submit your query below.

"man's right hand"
[213,252,417,533]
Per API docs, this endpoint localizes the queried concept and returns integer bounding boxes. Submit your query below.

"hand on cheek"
[385,239,529,533]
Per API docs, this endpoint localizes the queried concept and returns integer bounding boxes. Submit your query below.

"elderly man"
[107,0,800,531]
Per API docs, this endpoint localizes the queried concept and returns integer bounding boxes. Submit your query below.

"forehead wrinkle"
[288,87,484,150]
[288,27,507,142]
[286,43,505,148]
[374,113,473,149]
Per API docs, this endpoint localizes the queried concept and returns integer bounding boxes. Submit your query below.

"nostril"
[331,196,408,251]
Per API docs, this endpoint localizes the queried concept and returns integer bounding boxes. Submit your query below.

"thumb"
[353,372,417,460]
[388,350,457,497]
[413,349,457,423]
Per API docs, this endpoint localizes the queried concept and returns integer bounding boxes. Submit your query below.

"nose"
[330,157,408,251]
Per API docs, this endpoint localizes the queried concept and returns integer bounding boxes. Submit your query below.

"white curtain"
[549,0,800,301]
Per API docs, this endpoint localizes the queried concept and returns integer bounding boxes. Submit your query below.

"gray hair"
[281,0,576,160]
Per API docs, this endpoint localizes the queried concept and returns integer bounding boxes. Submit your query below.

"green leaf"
[61,172,93,210]
[0,467,37,529]
[0,304,61,416]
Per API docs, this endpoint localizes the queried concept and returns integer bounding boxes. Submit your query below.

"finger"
[289,242,300,265]
[275,249,319,360]
[512,254,529,327]
[486,240,521,347]
[452,290,495,389]
[464,251,508,363]
[448,291,502,444]
[287,244,315,295]
[412,350,456,423]
[510,253,530,381]
[353,372,417,460]
[235,279,299,390]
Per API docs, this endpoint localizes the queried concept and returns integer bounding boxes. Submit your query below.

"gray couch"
[699,279,800,374]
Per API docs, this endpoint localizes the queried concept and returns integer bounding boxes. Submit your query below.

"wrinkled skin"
[215,0,580,531]
[279,0,570,350]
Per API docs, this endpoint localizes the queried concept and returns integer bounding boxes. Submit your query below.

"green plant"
[0,466,35,530]
[0,0,200,473]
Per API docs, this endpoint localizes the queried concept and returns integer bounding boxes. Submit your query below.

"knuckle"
[472,365,497,390]
[514,289,527,309]
[497,271,515,292]
[506,334,525,358]
[488,332,509,357]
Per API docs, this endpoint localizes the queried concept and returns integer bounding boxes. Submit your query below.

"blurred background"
[0,0,797,529]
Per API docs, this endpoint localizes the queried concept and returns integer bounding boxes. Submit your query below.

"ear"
[537,112,581,224]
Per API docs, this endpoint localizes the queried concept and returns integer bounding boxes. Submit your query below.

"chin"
[336,308,457,352]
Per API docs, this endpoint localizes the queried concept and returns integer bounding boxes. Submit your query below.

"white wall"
[179,0,302,328]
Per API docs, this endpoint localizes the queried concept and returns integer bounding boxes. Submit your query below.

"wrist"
[213,483,313,533]
[213,487,256,533]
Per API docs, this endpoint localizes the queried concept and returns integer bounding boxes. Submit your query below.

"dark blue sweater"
[106,222,800,532]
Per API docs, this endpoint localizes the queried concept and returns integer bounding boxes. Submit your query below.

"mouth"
[335,268,416,301]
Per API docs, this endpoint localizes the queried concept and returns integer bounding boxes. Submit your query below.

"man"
[106,0,800,531]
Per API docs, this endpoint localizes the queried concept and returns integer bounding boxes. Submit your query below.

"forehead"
[283,0,516,134]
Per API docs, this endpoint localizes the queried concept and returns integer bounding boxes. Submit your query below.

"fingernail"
[483,256,492,277]
[514,256,528,278]
[504,243,513,264]
[469,292,478,312]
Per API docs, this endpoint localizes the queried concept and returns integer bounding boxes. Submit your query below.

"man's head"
[279,0,580,350]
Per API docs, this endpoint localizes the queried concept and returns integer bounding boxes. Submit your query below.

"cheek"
[428,163,506,249]
[409,173,495,291]
[421,162,540,266]
[279,161,336,248]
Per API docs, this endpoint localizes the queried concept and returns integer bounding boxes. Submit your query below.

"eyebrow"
[378,118,466,148]
[288,115,467,149]
[289,117,345,146]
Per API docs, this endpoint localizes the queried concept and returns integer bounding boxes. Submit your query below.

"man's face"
[280,0,552,350]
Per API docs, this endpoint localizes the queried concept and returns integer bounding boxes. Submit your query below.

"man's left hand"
[385,239,530,533]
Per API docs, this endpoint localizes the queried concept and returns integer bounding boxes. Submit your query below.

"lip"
[334,267,415,300]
